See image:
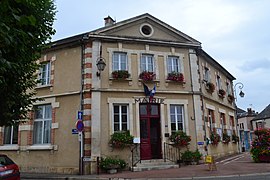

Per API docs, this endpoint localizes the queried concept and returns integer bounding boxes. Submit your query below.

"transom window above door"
[140,54,154,72]
[112,52,128,71]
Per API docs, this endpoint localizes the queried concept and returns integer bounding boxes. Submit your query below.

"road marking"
[223,156,244,165]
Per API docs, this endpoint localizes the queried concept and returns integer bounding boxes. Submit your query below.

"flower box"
[210,132,220,145]
[222,133,230,144]
[112,70,130,80]
[169,130,191,147]
[109,131,134,149]
[218,89,226,98]
[167,72,185,83]
[227,94,235,103]
[259,155,270,162]
[206,82,215,93]
[139,71,156,81]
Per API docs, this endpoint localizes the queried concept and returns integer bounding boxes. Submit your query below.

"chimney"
[104,16,115,27]
[247,108,252,115]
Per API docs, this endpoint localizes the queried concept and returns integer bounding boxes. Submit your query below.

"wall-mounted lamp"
[96,57,106,77]
[234,82,245,101]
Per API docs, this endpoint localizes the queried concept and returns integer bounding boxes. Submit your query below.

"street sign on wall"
[76,120,84,132]
[77,111,83,120]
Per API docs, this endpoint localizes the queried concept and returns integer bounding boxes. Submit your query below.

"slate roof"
[252,104,270,120]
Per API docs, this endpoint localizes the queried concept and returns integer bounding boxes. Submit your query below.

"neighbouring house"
[251,104,270,135]
[237,107,257,152]
[0,13,239,174]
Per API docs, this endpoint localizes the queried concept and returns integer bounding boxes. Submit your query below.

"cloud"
[241,58,270,72]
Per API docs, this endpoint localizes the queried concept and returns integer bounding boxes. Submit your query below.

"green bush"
[109,131,134,148]
[100,157,127,170]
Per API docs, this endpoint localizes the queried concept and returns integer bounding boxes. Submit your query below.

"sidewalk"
[21,153,270,179]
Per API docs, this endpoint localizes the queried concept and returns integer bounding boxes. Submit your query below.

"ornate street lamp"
[96,57,106,77]
[234,82,245,101]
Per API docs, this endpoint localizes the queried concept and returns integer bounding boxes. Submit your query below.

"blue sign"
[72,129,78,134]
[76,120,84,132]
[77,111,83,120]
[197,142,204,145]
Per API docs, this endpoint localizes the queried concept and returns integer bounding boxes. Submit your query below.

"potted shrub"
[192,149,203,165]
[169,130,191,147]
[222,133,230,144]
[181,150,193,165]
[112,70,130,79]
[218,89,226,98]
[99,156,127,173]
[210,132,220,145]
[109,131,134,149]
[139,71,156,81]
[232,134,239,143]
[206,82,215,93]
[250,128,270,163]
[167,72,185,82]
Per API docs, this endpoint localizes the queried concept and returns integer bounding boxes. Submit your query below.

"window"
[229,116,234,127]
[33,105,52,144]
[3,125,18,145]
[220,113,226,126]
[112,52,127,71]
[208,109,215,131]
[204,67,210,82]
[113,104,128,132]
[170,105,184,133]
[38,62,51,86]
[167,56,181,73]
[226,82,232,95]
[140,23,154,37]
[216,75,222,90]
[141,54,154,72]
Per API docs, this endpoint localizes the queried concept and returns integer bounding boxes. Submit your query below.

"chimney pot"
[104,16,115,27]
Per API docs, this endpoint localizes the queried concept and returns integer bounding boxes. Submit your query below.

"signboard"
[77,111,83,120]
[83,157,91,162]
[72,129,78,134]
[76,120,84,132]
[197,142,204,145]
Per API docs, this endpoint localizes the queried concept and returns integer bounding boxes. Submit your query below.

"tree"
[0,0,56,126]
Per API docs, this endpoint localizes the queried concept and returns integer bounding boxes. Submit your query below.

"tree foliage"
[0,0,56,126]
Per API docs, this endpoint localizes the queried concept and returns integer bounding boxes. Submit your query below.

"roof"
[252,104,270,120]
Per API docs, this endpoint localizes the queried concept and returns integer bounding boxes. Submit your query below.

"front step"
[132,159,179,172]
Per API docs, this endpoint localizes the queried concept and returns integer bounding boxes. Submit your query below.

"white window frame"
[38,62,51,86]
[3,125,18,145]
[167,56,181,73]
[113,104,129,132]
[112,52,128,71]
[140,54,154,72]
[167,99,189,135]
[216,75,222,90]
[170,105,185,133]
[204,67,210,82]
[33,104,52,145]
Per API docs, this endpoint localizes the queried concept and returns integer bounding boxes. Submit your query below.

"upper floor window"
[140,54,154,72]
[204,67,210,82]
[229,116,234,127]
[113,104,128,132]
[38,62,51,86]
[33,104,52,144]
[4,125,18,145]
[170,105,184,133]
[220,113,226,126]
[216,75,222,90]
[112,52,128,71]
[167,56,181,73]
[226,82,232,95]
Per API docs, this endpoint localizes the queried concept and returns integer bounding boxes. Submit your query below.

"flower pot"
[107,169,117,174]
[259,155,270,162]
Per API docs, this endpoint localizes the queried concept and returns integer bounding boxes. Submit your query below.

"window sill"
[139,79,160,83]
[165,80,186,84]
[35,84,52,89]
[27,144,55,151]
[109,77,132,81]
[0,145,19,151]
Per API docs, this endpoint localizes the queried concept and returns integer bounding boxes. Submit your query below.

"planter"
[259,155,270,162]
[107,169,117,174]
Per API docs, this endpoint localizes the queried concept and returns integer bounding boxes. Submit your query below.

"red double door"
[139,104,162,160]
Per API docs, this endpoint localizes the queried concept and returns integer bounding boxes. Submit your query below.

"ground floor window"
[33,104,52,144]
[170,105,184,133]
[4,125,18,145]
[113,104,128,132]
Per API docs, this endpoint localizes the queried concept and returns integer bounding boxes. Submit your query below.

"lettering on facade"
[134,97,164,104]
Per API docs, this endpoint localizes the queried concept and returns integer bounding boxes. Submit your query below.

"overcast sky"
[52,0,270,113]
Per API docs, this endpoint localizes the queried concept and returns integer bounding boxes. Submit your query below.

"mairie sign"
[134,97,164,104]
